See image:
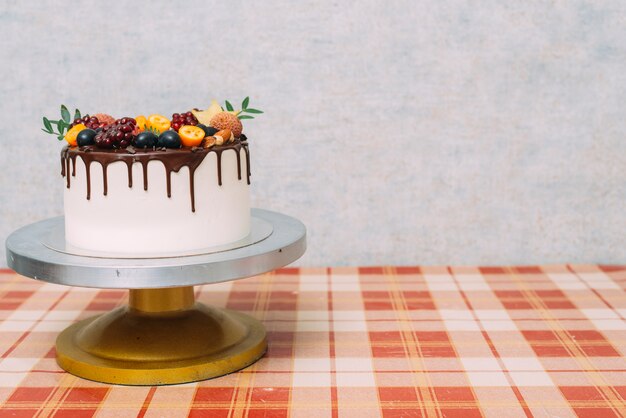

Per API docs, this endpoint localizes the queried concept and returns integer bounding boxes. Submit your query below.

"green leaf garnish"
[146,125,160,136]
[42,105,85,144]
[61,105,70,123]
[224,97,263,121]
[43,117,53,133]
[60,120,68,134]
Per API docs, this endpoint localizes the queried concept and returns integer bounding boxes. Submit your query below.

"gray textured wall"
[1,0,625,267]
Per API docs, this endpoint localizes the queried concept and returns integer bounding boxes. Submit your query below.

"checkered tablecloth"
[0,265,624,417]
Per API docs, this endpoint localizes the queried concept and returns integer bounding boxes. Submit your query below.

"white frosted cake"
[45,99,261,256]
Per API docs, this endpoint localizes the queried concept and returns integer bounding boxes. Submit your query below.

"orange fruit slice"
[147,114,171,134]
[179,125,206,147]
[65,123,86,147]
[134,115,148,131]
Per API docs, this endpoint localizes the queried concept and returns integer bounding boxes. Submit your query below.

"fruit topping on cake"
[157,130,181,148]
[147,114,171,134]
[93,113,116,127]
[210,112,243,138]
[179,125,205,147]
[134,131,158,148]
[171,112,198,132]
[70,115,103,130]
[64,124,86,147]
[43,98,262,150]
[77,129,97,146]
[134,115,148,131]
[191,100,223,125]
[197,124,218,137]
[94,117,137,149]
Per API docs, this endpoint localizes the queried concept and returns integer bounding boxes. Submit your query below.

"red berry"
[70,114,102,130]
[170,112,198,131]
[93,117,138,149]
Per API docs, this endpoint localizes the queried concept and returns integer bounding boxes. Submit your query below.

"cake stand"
[5,208,306,386]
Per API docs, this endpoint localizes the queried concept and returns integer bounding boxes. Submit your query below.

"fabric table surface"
[0,265,624,417]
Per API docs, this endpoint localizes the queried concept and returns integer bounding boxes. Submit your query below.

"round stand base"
[7,210,306,386]
[56,298,267,385]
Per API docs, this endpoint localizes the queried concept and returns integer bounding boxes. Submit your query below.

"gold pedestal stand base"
[56,287,267,385]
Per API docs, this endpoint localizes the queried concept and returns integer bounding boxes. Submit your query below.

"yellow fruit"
[179,125,205,147]
[147,114,171,134]
[65,123,86,146]
[210,112,243,138]
[191,100,223,125]
[135,115,148,131]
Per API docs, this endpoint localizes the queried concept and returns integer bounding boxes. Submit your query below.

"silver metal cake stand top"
[5,208,306,289]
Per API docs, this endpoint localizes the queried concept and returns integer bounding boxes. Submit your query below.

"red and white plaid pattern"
[0,265,624,417]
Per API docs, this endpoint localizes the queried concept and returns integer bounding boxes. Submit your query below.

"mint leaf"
[74,109,81,121]
[43,117,53,132]
[244,108,263,114]
[238,115,254,120]
[225,100,234,111]
[61,105,70,123]
[242,97,249,110]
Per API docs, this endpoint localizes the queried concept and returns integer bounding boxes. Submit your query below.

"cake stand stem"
[55,285,267,386]
[129,286,195,313]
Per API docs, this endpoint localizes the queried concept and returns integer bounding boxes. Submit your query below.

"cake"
[43,99,263,256]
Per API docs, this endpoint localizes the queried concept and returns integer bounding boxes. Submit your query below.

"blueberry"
[197,124,218,137]
[77,129,97,146]
[134,131,158,148]
[157,130,181,148]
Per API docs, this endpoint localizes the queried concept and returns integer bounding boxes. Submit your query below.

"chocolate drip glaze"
[141,160,149,191]
[62,152,78,190]
[235,149,242,180]
[243,145,251,184]
[216,149,223,186]
[125,160,133,188]
[102,164,108,196]
[65,157,70,188]
[61,140,250,212]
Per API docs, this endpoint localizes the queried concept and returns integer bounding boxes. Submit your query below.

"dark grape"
[77,129,97,146]
[197,124,218,137]
[134,131,158,148]
[157,130,181,148]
